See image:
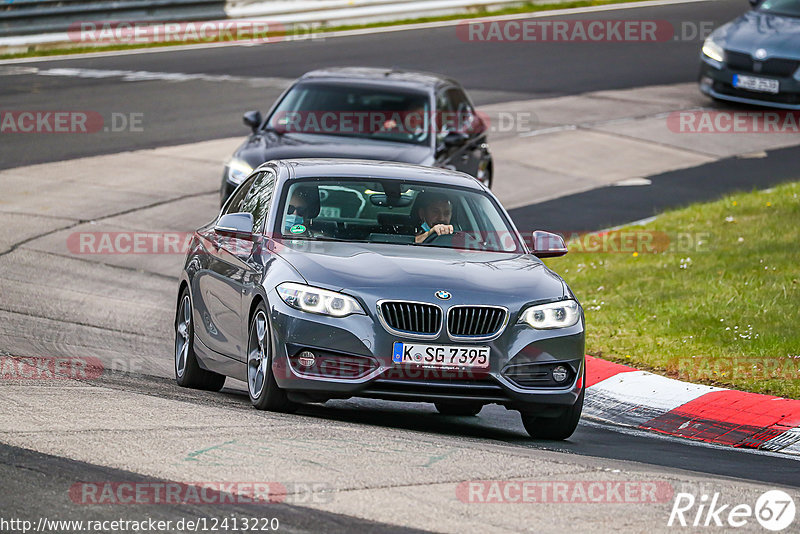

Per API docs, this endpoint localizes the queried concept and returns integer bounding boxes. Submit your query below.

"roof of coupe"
[268,158,486,190]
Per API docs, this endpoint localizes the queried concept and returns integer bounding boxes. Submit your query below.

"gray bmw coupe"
[175,159,585,439]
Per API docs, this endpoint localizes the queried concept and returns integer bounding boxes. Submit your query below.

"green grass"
[1,0,647,60]
[543,182,800,399]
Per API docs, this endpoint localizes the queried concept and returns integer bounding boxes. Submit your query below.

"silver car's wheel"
[248,311,269,399]
[175,295,191,378]
[246,303,296,412]
[174,288,226,391]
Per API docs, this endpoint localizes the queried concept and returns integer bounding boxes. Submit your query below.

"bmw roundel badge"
[435,290,451,300]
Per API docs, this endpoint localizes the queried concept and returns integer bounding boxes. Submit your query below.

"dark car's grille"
[379,301,441,335]
[725,50,800,77]
[447,306,507,338]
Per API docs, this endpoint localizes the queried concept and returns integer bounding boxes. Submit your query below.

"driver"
[414,192,454,244]
[284,189,309,233]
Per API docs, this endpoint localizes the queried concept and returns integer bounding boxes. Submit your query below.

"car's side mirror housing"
[243,110,263,133]
[443,131,470,148]
[215,212,254,237]
[531,230,568,258]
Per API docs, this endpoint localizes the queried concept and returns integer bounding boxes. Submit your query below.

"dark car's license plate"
[392,342,489,368]
[733,74,779,94]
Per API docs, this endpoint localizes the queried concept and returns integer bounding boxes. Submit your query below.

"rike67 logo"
[668,490,796,531]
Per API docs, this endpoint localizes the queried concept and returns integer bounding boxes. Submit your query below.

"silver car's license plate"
[733,74,779,94]
[392,342,489,368]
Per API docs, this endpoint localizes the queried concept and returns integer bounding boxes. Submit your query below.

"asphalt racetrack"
[1,0,799,531]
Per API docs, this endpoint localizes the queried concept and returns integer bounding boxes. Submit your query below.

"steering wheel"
[422,230,463,245]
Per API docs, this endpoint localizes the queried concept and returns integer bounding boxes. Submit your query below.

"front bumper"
[267,292,585,414]
[699,56,800,110]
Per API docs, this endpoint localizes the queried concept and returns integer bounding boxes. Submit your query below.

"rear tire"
[174,289,226,391]
[434,402,483,416]
[247,303,296,413]
[521,386,584,440]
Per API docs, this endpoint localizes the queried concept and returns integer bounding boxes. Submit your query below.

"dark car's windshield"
[277,178,522,253]
[267,83,431,145]
[758,0,800,17]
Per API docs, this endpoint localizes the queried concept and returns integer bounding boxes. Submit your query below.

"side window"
[239,169,276,232]
[446,88,477,134]
[435,90,454,142]
[223,173,258,216]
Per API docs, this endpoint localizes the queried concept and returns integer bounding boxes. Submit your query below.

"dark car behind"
[700,0,800,109]
[221,67,493,203]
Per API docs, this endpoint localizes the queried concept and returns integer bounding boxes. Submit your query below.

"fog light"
[297,351,316,367]
[552,365,569,383]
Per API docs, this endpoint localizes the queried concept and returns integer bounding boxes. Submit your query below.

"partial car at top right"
[699,0,800,109]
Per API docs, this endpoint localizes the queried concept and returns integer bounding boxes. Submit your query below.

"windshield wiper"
[281,235,349,242]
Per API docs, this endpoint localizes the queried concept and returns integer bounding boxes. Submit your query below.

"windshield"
[277,179,522,253]
[758,0,800,17]
[267,83,431,145]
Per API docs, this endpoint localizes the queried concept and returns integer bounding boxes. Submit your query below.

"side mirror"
[243,110,262,133]
[215,212,254,238]
[532,230,568,258]
[443,131,469,148]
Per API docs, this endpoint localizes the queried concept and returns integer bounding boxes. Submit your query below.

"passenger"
[414,192,454,244]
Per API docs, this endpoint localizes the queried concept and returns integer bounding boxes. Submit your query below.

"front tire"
[247,303,296,413]
[521,386,584,440]
[175,289,226,391]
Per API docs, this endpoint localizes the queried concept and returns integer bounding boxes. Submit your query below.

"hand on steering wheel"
[422,224,455,244]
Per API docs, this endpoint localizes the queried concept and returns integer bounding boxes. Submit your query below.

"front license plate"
[392,342,490,369]
[733,74,779,94]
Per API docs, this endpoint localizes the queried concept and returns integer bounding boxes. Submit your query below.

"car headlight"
[226,158,253,185]
[276,282,365,317]
[702,36,725,63]
[519,300,581,330]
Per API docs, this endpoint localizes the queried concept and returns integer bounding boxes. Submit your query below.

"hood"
[716,11,800,59]
[236,131,433,170]
[272,240,566,305]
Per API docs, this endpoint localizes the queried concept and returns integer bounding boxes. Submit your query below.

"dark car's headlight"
[518,300,581,329]
[702,36,725,63]
[276,282,365,317]
[225,158,253,185]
